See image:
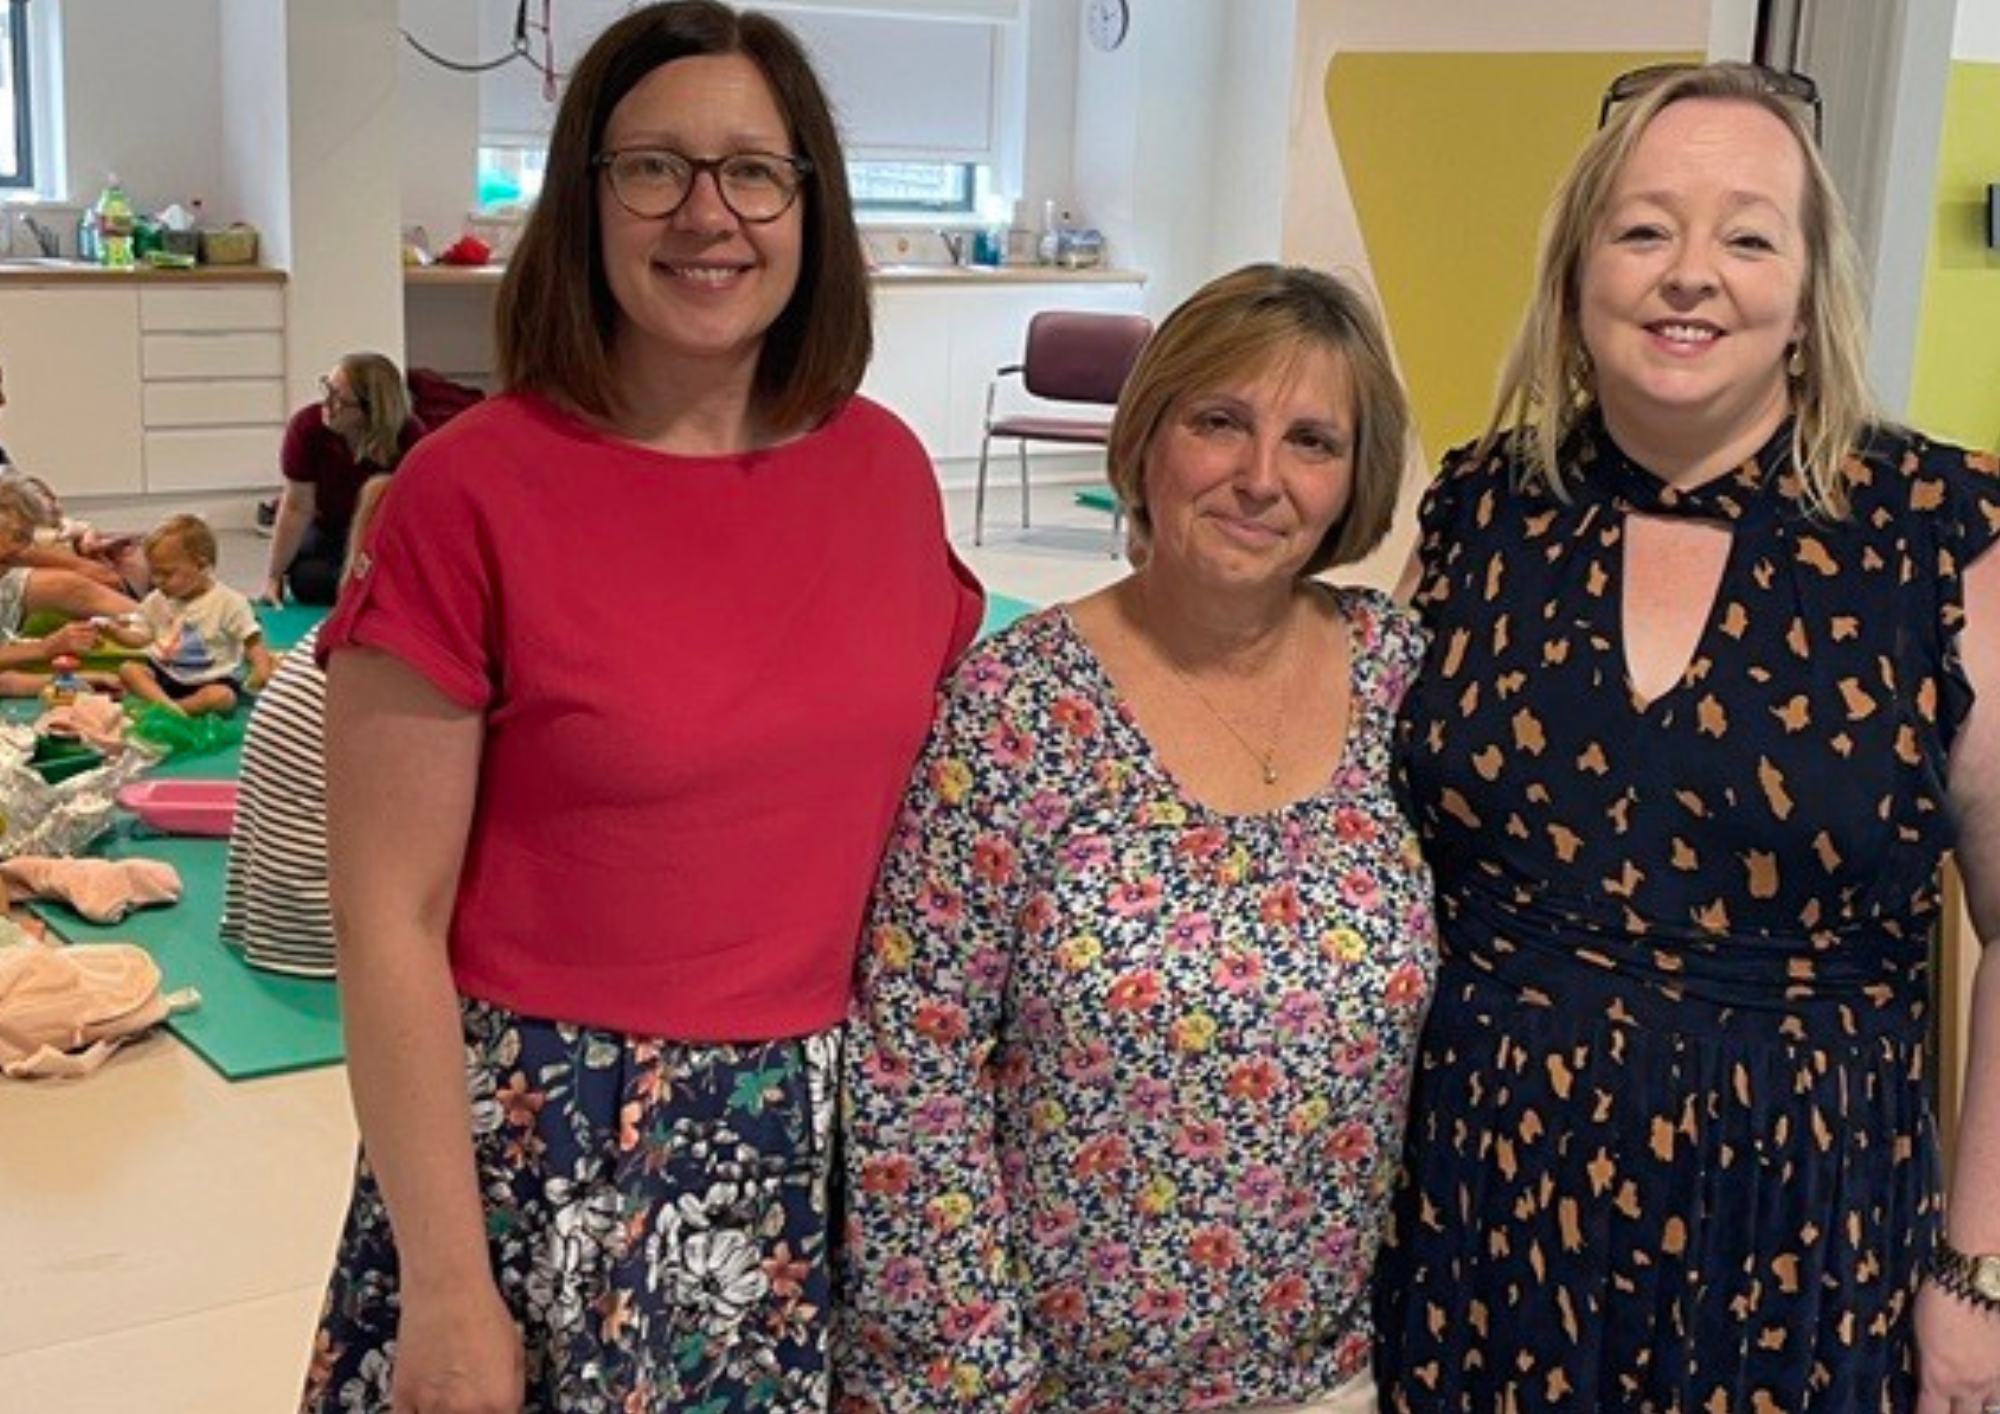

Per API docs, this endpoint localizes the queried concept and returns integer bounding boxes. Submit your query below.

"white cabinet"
[139,283,287,493]
[864,279,1146,469]
[0,286,145,496]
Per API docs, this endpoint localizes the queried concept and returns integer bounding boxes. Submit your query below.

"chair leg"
[974,431,993,546]
[1017,441,1031,529]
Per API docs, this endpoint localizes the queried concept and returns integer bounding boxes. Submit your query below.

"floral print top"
[834,586,1437,1414]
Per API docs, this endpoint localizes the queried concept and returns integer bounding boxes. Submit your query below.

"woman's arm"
[1918,540,2000,1413]
[261,480,315,604]
[835,666,1043,1414]
[325,645,523,1413]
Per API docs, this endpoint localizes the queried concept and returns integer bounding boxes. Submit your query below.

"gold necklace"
[1142,592,1300,786]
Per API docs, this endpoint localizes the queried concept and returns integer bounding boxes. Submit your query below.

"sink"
[871,262,1001,277]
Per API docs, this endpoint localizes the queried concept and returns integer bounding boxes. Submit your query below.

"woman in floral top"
[835,264,1438,1414]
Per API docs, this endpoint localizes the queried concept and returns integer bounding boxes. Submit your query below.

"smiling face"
[1579,96,1808,473]
[596,53,804,392]
[1140,344,1356,598]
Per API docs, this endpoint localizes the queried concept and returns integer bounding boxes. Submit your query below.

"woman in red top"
[260,351,423,606]
[299,5,981,1413]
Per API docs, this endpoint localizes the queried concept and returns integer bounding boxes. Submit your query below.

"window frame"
[0,0,34,192]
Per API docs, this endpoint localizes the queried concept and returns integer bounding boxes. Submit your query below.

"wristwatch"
[1929,1236,2000,1314]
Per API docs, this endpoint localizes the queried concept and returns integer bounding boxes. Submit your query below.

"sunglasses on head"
[1598,63,1822,142]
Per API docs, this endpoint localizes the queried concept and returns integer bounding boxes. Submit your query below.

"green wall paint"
[1326,51,1696,458]
[1911,60,2000,452]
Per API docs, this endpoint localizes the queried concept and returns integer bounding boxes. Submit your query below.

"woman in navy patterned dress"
[836,264,1437,1414]
[1375,62,2000,1414]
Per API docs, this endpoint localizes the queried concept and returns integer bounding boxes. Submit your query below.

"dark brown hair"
[1108,264,1411,576]
[497,0,870,435]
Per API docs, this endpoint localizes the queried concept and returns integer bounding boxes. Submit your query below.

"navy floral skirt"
[302,997,839,1414]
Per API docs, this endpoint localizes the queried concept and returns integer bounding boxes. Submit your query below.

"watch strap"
[1928,1236,2000,1315]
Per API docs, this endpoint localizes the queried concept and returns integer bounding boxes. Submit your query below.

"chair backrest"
[1019,310,1153,406]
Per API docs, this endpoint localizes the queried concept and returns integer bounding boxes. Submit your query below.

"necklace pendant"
[1261,759,1278,785]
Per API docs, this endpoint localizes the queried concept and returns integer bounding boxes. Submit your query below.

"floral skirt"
[302,997,840,1414]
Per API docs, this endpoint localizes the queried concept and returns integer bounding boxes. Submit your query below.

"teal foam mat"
[29,830,343,1080]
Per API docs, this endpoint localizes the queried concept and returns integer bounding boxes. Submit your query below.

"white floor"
[0,482,1133,1414]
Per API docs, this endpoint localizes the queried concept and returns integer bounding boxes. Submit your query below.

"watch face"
[1087,0,1128,51]
[1975,1255,2000,1300]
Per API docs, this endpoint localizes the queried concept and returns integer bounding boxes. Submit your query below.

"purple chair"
[974,309,1153,547]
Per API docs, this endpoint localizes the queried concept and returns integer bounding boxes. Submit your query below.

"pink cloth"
[35,695,130,751]
[0,856,183,923]
[319,392,982,1040]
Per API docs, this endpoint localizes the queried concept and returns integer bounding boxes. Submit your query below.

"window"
[0,0,33,191]
[850,160,978,216]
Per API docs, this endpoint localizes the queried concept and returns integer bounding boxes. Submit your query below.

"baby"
[109,515,275,716]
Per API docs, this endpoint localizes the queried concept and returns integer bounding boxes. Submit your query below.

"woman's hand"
[39,619,100,660]
[1914,1280,2000,1414]
[389,1280,525,1414]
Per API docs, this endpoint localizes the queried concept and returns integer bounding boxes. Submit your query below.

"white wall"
[59,0,227,213]
[1955,0,2000,56]
[399,0,480,251]
[280,0,407,407]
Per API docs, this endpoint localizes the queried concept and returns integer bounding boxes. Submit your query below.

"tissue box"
[199,225,259,265]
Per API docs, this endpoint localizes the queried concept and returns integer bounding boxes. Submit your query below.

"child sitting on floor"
[107,514,275,716]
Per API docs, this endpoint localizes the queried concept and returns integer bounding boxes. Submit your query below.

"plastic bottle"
[1036,199,1060,266]
[94,175,135,269]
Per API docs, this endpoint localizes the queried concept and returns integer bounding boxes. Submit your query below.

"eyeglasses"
[593,148,812,224]
[1598,63,1822,142]
[318,374,365,412]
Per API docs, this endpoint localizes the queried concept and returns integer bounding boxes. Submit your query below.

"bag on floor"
[0,939,199,1079]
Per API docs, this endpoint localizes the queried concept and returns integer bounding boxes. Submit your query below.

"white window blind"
[477,2,1005,165]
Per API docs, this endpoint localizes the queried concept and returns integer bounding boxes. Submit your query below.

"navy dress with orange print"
[1376,414,2000,1414]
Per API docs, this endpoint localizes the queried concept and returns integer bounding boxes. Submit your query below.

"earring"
[1786,343,1807,379]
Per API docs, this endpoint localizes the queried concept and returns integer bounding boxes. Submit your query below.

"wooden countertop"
[0,260,284,284]
[406,263,1146,287]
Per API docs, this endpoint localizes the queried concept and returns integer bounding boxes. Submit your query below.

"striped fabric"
[219,624,334,978]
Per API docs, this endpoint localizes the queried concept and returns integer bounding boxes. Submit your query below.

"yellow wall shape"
[1911,60,2000,452]
[1325,51,1697,461]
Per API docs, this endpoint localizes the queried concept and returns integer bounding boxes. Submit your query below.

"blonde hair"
[144,513,218,568]
[336,352,414,468]
[0,479,42,539]
[1485,61,1878,516]
[1108,263,1411,575]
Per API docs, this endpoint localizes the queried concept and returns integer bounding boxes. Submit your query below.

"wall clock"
[1086,0,1129,53]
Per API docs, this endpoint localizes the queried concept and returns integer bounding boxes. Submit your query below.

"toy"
[40,654,87,708]
[115,779,240,837]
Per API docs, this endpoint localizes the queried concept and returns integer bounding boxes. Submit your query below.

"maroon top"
[278,404,426,544]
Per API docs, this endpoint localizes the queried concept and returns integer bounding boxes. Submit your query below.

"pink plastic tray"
[116,779,240,837]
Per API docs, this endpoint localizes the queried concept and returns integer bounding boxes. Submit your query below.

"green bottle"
[94,175,135,269]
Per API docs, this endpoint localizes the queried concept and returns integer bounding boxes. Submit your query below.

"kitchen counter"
[0,260,285,284]
[405,263,1145,287]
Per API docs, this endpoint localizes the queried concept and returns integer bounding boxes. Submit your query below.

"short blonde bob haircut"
[1485,61,1878,516]
[1107,263,1410,576]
